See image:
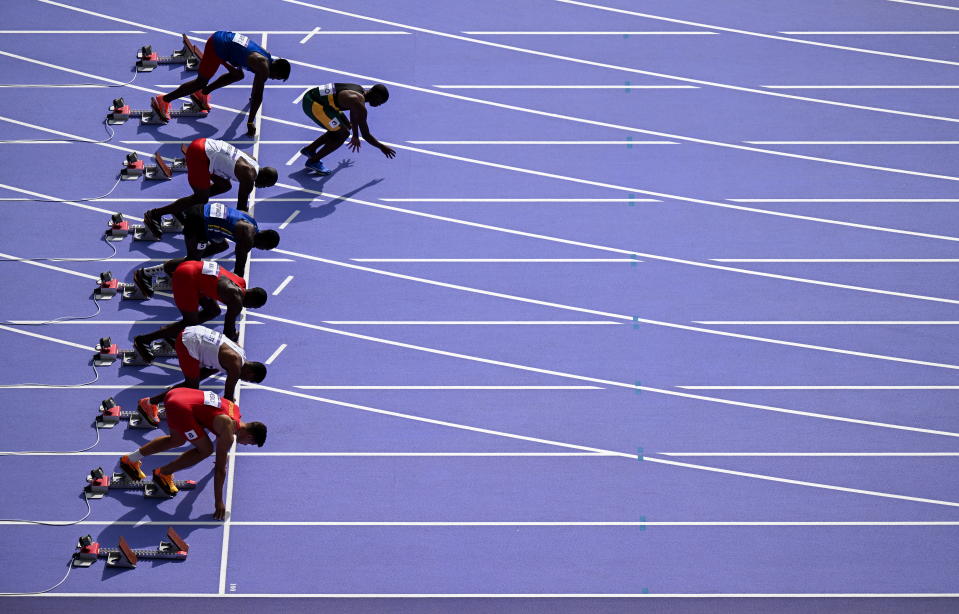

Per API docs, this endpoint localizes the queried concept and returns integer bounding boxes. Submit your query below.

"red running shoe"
[137,397,161,427]
[150,95,171,122]
[190,91,210,111]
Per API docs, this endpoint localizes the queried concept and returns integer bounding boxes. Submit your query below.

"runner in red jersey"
[131,259,267,362]
[118,388,267,520]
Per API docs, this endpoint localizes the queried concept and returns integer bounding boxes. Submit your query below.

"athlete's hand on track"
[380,145,396,159]
[348,135,362,152]
[214,503,227,520]
[246,121,256,137]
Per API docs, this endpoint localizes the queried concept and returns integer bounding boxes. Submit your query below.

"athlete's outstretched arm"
[245,57,270,136]
[212,418,234,520]
[347,102,396,158]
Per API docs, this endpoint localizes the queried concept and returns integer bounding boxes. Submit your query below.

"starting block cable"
[0,169,124,200]
[0,559,75,596]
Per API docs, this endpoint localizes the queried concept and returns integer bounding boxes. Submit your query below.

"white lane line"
[7,520,959,527]
[3,118,958,312]
[0,324,92,351]
[278,209,301,229]
[0,249,97,280]
[258,310,959,437]
[277,249,959,368]
[712,259,959,262]
[15,325,959,509]
[693,321,959,326]
[351,258,638,262]
[729,198,959,202]
[407,140,678,145]
[321,321,621,325]
[380,198,655,202]
[38,0,959,129]
[36,196,318,203]
[462,31,716,35]
[661,452,959,456]
[7,320,264,325]
[747,141,959,145]
[0,177,142,218]
[153,85,367,89]
[294,385,602,389]
[272,275,294,295]
[0,385,219,390]
[284,150,301,165]
[765,85,959,89]
[264,344,287,365]
[0,29,143,33]
[0,257,293,263]
[298,26,321,44]
[292,89,308,104]
[676,386,959,389]
[434,84,698,89]
[191,30,408,34]
[888,0,959,10]
[780,31,959,34]
[557,0,959,67]
[0,451,613,456]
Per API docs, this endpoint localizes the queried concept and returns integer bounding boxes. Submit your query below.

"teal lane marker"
[635,381,642,395]
[626,135,633,149]
[628,193,635,206]
[632,316,640,329]
[631,254,639,267]
[640,515,646,531]
[625,79,632,93]
[637,446,644,460]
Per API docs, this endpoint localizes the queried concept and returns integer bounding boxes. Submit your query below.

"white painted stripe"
[0,451,612,456]
[780,31,959,34]
[765,85,959,89]
[729,198,959,202]
[294,385,603,389]
[0,177,141,219]
[676,385,959,390]
[278,209,301,229]
[272,275,294,295]
[191,30,408,34]
[662,452,959,457]
[747,141,959,145]
[0,257,292,263]
[712,259,959,262]
[298,26,321,44]
[692,321,959,325]
[0,29,143,33]
[292,89,308,104]
[888,0,959,10]
[557,0,959,67]
[0,249,97,280]
[380,198,656,202]
[462,31,716,35]
[154,85,368,89]
[278,0,959,128]
[255,309,959,437]
[15,519,959,527]
[7,320,263,325]
[321,321,621,325]
[20,592,959,598]
[264,344,287,365]
[351,258,637,262]
[0,324,92,351]
[407,140,677,145]
[33,196,320,203]
[14,323,959,508]
[284,149,301,165]
[435,84,698,89]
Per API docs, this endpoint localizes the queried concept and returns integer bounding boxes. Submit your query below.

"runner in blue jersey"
[152,31,290,136]
[181,202,280,274]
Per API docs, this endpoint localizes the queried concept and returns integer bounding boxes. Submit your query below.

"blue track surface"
[2,0,959,611]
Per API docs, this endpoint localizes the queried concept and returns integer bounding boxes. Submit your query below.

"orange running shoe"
[150,95,171,122]
[190,91,210,111]
[137,398,161,427]
[152,468,179,496]
[119,455,146,481]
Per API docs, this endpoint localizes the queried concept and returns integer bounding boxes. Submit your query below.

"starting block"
[93,273,171,301]
[94,272,120,299]
[95,397,165,429]
[108,97,208,126]
[94,336,118,366]
[73,527,190,569]
[120,152,187,181]
[121,275,172,299]
[104,212,185,241]
[84,467,197,500]
[135,35,202,72]
[92,336,177,365]
[105,213,129,241]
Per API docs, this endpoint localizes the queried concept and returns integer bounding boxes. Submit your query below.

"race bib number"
[231,33,250,48]
[316,83,334,96]
[203,390,221,407]
[185,429,199,441]
[201,260,220,276]
[208,202,227,219]
[328,117,341,129]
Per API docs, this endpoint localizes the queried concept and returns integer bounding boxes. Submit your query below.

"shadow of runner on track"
[255,174,384,225]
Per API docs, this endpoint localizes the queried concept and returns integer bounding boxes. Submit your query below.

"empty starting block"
[73,527,190,569]
[135,35,202,72]
[84,467,196,500]
[108,97,208,126]
[95,397,166,429]
[94,336,118,365]
[120,152,187,181]
[92,336,177,365]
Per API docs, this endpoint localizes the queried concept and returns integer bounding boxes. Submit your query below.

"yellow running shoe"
[119,455,146,481]
[152,469,179,496]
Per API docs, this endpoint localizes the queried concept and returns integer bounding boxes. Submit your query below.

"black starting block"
[93,273,171,301]
[105,211,185,241]
[120,152,187,181]
[108,97,208,126]
[95,397,166,429]
[84,467,197,500]
[135,34,202,72]
[92,336,177,365]
[73,527,190,568]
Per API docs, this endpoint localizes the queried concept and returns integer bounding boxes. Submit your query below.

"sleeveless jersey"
[203,202,258,242]
[211,31,272,70]
[180,325,245,370]
[193,390,241,431]
[203,138,258,181]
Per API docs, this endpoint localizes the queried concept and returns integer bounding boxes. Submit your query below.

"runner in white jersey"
[142,137,278,238]
[136,324,267,421]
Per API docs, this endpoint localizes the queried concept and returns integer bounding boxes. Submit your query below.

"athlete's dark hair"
[255,166,278,188]
[253,229,280,250]
[243,287,268,309]
[367,84,389,106]
[243,361,267,383]
[246,421,267,447]
[270,58,291,81]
